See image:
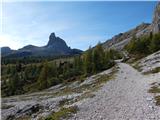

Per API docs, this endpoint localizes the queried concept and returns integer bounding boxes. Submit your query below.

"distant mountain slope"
[1,33,83,58]
[102,2,160,50]
[102,23,151,50]
[1,47,13,56]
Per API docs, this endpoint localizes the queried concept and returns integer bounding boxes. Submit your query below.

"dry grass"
[148,86,160,93]
[1,104,14,109]
[144,67,160,75]
[44,106,78,120]
[155,96,160,106]
[148,83,160,106]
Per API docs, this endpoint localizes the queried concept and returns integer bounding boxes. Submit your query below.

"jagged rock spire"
[46,32,72,53]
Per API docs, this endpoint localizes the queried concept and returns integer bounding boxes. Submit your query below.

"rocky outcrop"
[133,50,160,73]
[151,2,160,34]
[46,32,72,54]
[102,23,151,50]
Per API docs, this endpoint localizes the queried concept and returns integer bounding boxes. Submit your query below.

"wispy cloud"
[2,2,77,49]
[0,34,23,49]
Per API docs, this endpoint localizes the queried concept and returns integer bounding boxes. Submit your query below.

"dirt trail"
[70,63,160,120]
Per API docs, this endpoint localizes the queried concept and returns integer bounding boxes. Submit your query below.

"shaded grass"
[144,67,160,75]
[148,86,160,93]
[1,104,14,109]
[58,98,72,107]
[44,106,78,120]
[132,63,142,72]
[15,116,31,120]
[155,96,160,106]
[126,54,146,64]
[148,83,160,106]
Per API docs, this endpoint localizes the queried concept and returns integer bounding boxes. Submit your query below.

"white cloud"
[0,34,23,49]
[1,2,77,49]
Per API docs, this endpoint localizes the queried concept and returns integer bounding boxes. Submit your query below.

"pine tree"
[47,62,59,86]
[8,68,20,95]
[149,33,160,53]
[92,43,105,72]
[74,56,83,72]
[38,62,49,90]
[83,46,93,75]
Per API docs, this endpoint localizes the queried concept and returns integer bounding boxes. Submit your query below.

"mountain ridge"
[102,2,160,50]
[1,33,83,57]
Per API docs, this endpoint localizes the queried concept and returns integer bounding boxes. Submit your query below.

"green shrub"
[125,32,160,58]
[45,106,78,120]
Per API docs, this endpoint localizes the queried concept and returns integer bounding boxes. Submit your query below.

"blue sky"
[0,1,157,50]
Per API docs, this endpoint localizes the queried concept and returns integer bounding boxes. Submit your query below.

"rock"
[135,50,160,73]
[152,2,160,34]
[16,104,42,116]
[148,105,154,109]
[150,114,155,119]
[146,97,153,101]
[47,32,71,53]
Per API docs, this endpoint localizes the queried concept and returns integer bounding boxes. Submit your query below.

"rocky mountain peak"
[46,32,72,54]
[152,2,160,33]
[47,32,67,47]
[49,32,56,41]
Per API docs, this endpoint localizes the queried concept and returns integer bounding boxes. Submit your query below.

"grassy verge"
[148,86,160,93]
[1,104,14,109]
[148,83,160,106]
[132,63,142,72]
[155,96,160,106]
[44,106,78,120]
[144,67,160,75]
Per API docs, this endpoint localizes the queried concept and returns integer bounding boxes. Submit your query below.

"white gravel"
[69,63,160,120]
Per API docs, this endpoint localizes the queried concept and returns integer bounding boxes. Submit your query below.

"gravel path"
[70,63,160,120]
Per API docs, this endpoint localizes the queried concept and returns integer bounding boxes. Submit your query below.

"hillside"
[102,2,160,50]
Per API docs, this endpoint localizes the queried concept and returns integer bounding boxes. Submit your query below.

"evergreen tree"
[74,56,83,73]
[47,62,59,86]
[38,62,49,90]
[149,33,160,53]
[8,68,20,95]
[92,43,105,72]
[83,46,93,74]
